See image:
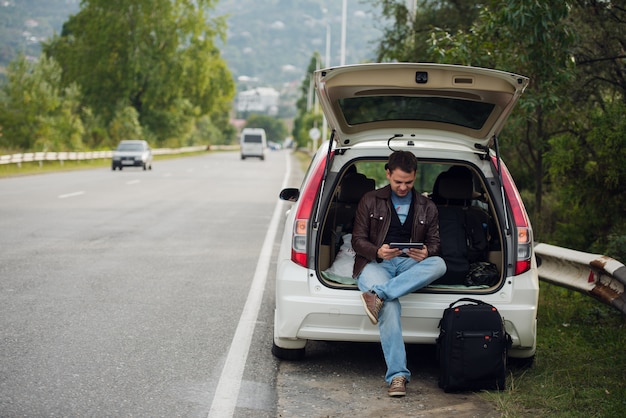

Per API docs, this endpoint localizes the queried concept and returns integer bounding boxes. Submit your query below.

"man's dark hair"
[386,151,418,174]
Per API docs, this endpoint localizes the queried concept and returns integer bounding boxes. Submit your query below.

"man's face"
[386,168,416,197]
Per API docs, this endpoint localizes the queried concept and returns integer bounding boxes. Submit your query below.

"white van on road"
[240,128,267,160]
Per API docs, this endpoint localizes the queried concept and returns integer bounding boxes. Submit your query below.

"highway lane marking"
[126,180,141,185]
[208,152,291,418]
[58,191,85,199]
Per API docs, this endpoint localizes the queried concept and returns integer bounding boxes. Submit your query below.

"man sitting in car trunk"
[352,150,446,397]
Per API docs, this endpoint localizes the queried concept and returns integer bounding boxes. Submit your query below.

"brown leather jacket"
[351,185,441,278]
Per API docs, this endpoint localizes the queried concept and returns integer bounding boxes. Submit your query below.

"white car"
[112,140,153,170]
[273,63,538,363]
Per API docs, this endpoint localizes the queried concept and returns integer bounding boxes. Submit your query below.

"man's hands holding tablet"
[377,242,428,261]
[389,242,424,250]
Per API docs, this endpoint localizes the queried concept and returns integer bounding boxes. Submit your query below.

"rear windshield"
[349,161,453,192]
[243,135,263,143]
[117,143,144,151]
[338,96,495,130]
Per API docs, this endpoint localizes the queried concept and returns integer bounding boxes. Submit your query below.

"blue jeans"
[357,256,446,384]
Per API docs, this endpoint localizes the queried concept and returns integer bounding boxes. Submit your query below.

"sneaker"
[361,291,383,325]
[388,376,407,397]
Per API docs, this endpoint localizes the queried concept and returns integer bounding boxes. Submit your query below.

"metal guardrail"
[0,146,215,167]
[535,243,626,315]
[0,151,114,166]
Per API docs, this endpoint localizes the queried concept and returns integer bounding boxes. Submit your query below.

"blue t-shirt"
[391,191,412,225]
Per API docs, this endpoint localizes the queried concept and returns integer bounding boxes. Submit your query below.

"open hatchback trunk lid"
[314,63,529,148]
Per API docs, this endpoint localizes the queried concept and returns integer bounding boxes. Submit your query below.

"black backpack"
[437,298,511,392]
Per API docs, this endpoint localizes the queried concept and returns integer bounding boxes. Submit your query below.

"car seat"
[432,167,491,285]
[333,172,375,235]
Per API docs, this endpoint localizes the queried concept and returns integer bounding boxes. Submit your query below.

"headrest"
[437,173,473,201]
[338,173,375,203]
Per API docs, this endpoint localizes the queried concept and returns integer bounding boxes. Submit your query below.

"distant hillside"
[0,0,80,67]
[0,0,382,90]
[215,0,382,88]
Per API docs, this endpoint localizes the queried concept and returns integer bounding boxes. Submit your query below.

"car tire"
[271,342,305,361]
[143,163,147,170]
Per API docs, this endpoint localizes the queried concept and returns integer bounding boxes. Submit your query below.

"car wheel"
[143,163,147,170]
[272,342,305,361]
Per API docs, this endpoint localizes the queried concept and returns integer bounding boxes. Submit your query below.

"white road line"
[58,191,85,199]
[126,180,141,185]
[208,153,291,418]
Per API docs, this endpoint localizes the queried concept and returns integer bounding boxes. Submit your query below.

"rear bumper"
[112,159,147,167]
[275,260,539,356]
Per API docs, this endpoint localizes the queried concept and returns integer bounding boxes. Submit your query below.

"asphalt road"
[0,150,498,417]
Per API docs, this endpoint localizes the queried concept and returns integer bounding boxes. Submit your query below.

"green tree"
[425,0,626,254]
[371,0,481,62]
[34,82,85,151]
[44,0,234,146]
[0,54,84,152]
[292,53,323,149]
[544,1,626,257]
[367,0,626,255]
[245,114,288,145]
[293,111,323,150]
[189,114,234,146]
[81,107,110,149]
[567,0,626,107]
[546,102,626,260]
[108,102,143,145]
[426,1,576,218]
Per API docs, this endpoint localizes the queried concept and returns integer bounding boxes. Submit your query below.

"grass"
[294,148,314,169]
[0,158,111,177]
[485,282,626,417]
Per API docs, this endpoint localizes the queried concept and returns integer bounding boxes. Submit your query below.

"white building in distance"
[237,87,279,116]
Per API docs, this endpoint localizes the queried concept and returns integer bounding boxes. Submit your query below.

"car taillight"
[291,153,329,267]
[291,219,308,266]
[493,157,533,275]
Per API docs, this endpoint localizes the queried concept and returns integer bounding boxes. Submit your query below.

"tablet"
[389,242,424,250]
